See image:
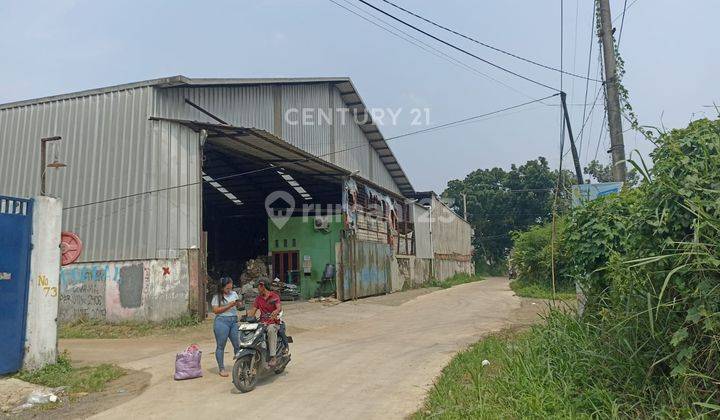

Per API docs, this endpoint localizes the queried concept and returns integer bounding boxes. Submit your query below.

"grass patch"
[510,279,575,300]
[402,273,484,291]
[15,352,124,394]
[59,313,203,339]
[426,273,484,289]
[414,310,712,419]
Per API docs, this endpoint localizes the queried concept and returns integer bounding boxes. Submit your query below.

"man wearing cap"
[247,278,282,366]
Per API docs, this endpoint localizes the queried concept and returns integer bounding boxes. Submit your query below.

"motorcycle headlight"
[239,328,262,346]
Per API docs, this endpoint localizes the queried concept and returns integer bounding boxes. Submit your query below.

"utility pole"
[597,0,627,182]
[40,136,64,195]
[461,193,467,221]
[560,92,584,185]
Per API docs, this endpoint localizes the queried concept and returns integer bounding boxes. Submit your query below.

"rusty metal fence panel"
[340,237,391,300]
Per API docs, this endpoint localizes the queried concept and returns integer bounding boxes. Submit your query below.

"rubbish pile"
[0,378,62,413]
[308,296,340,306]
[272,278,300,301]
[239,258,268,286]
[240,282,258,305]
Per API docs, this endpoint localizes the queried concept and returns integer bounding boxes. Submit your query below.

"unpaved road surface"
[62,277,540,420]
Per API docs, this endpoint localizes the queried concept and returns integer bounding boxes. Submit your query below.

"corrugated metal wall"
[330,87,399,194]
[413,198,473,260]
[0,81,402,263]
[412,203,432,258]
[154,85,275,132]
[340,237,391,300]
[430,195,473,256]
[410,196,475,281]
[0,86,201,262]
[154,84,400,194]
[281,84,333,158]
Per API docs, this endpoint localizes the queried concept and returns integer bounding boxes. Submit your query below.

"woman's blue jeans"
[213,316,240,370]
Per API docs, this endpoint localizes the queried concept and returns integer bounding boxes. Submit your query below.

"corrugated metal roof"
[1,75,415,197]
[150,117,407,200]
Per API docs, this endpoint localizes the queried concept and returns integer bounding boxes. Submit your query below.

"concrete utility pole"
[40,136,64,195]
[597,0,627,182]
[461,193,467,221]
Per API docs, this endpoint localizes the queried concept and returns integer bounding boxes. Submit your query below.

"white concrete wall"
[59,252,190,323]
[23,196,62,370]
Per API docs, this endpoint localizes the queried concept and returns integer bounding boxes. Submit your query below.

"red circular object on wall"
[60,231,83,266]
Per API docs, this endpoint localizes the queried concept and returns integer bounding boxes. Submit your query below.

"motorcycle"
[232,314,292,392]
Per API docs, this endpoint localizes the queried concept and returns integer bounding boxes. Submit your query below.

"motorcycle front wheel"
[232,355,258,392]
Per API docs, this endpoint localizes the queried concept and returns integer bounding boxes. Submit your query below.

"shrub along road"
[59,277,544,420]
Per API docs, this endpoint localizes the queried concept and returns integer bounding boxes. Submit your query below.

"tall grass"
[426,273,484,289]
[419,118,720,418]
[15,352,124,394]
[416,310,713,419]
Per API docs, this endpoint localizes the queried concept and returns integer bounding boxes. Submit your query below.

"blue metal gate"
[0,196,33,374]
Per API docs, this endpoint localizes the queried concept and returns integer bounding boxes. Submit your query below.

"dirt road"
[62,277,539,420]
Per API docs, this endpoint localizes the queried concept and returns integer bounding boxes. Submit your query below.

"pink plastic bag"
[174,344,203,380]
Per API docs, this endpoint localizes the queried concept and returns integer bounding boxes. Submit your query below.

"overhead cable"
[378,0,602,83]
[355,0,559,92]
[327,0,547,103]
[64,95,556,211]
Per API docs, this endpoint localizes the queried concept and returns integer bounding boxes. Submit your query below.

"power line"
[574,85,604,146]
[476,233,511,240]
[617,0,629,47]
[378,0,602,83]
[578,0,597,157]
[613,0,639,23]
[382,93,558,141]
[594,111,607,161]
[328,0,550,104]
[63,165,278,210]
[355,0,559,92]
[64,95,555,211]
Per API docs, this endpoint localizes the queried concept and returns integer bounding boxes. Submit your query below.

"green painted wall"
[267,217,343,299]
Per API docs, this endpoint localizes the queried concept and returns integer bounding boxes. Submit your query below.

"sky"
[1,0,718,192]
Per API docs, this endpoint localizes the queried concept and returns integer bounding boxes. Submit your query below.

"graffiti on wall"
[59,265,108,321]
[59,258,190,323]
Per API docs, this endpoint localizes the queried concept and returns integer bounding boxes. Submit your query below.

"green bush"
[564,118,720,410]
[510,219,573,292]
[454,118,720,416]
[474,259,507,276]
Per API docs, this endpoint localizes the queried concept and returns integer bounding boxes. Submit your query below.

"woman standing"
[211,277,241,377]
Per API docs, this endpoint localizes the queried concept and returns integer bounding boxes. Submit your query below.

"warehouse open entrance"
[157,119,347,299]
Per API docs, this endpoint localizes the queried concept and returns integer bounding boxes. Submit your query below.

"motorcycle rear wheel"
[232,355,257,392]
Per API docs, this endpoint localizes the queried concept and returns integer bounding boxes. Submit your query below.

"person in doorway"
[247,278,282,366]
[211,276,241,377]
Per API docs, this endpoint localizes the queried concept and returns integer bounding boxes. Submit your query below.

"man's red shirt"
[254,291,281,324]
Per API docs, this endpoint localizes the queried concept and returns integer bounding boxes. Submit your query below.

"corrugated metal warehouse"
[0,76,474,322]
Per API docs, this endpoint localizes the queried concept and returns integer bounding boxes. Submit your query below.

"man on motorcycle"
[247,278,282,366]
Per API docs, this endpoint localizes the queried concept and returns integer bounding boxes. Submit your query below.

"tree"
[442,157,574,268]
[583,159,639,185]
